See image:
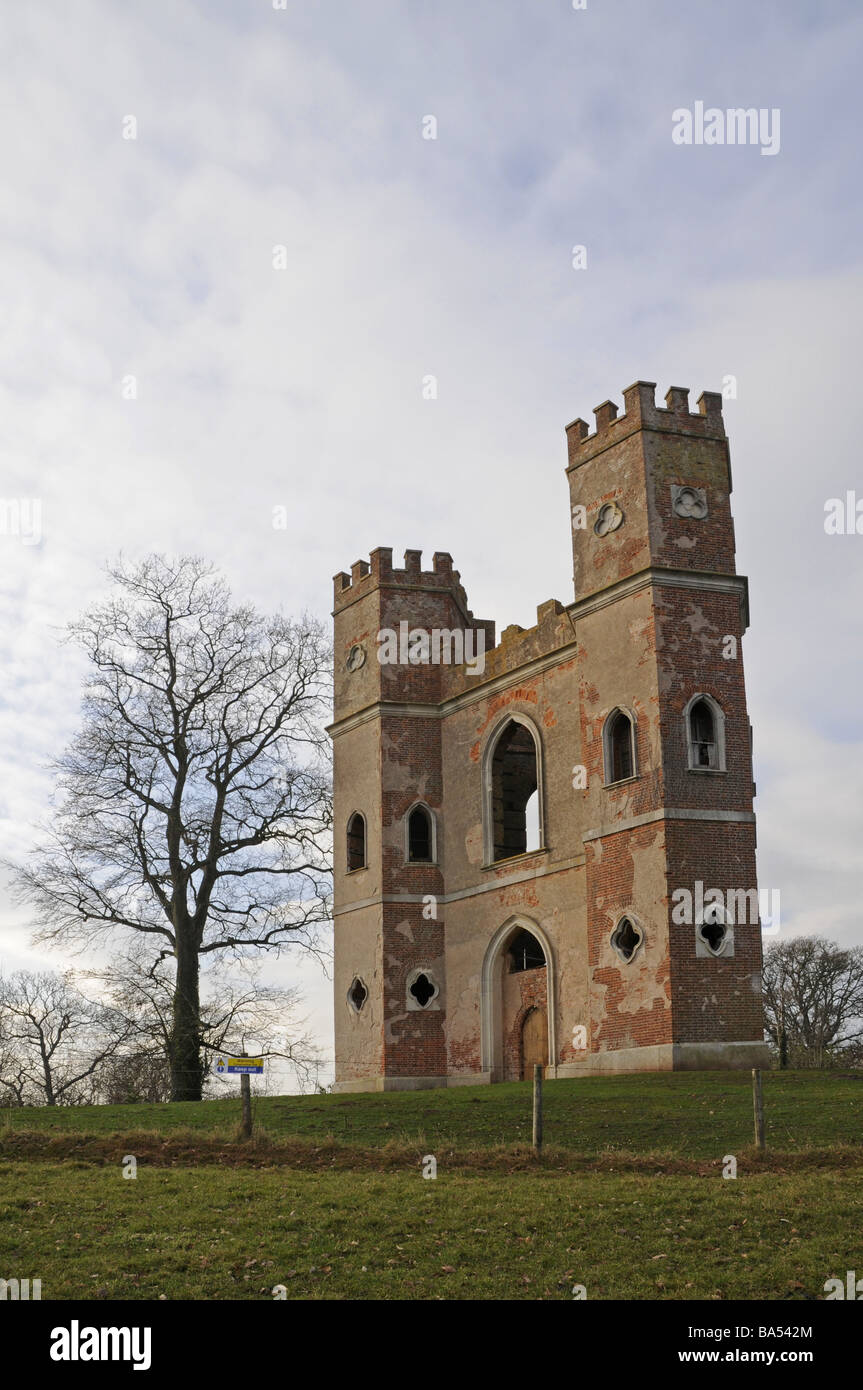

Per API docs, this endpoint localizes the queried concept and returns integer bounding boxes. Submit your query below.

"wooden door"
[521,1007,548,1080]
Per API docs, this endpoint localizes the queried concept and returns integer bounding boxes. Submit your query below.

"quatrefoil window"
[406,968,439,1010]
[594,502,624,536]
[611,916,643,964]
[671,485,708,520]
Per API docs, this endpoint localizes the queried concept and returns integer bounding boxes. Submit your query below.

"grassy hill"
[2,1071,861,1301]
[3,1068,862,1155]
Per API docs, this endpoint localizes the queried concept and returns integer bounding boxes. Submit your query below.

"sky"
[1,0,861,1088]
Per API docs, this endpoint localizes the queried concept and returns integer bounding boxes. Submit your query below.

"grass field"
[1,1071,861,1301]
[4,1068,862,1154]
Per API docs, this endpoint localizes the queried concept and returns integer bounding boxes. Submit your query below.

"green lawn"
[3,1070,861,1158]
[1,1162,860,1301]
[2,1071,861,1301]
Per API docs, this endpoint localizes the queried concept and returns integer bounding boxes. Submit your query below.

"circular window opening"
[611,916,642,964]
[348,977,368,1012]
[409,973,436,1008]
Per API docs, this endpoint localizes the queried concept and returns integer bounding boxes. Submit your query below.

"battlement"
[442,597,573,697]
[334,547,478,618]
[565,381,725,470]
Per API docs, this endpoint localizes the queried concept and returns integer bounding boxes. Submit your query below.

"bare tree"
[94,950,323,1096]
[0,1025,29,1107]
[763,936,863,1068]
[11,555,332,1101]
[0,970,132,1106]
[100,1050,173,1105]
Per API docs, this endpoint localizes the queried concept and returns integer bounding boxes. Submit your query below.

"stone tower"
[329,382,768,1091]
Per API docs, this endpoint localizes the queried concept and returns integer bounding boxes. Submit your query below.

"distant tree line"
[0,960,322,1107]
[762,937,863,1069]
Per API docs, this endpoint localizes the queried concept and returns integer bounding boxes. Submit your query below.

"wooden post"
[752,1068,765,1150]
[240,1070,252,1139]
[532,1064,543,1154]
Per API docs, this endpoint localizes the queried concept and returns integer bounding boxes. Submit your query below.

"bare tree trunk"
[39,1032,56,1106]
[170,933,203,1101]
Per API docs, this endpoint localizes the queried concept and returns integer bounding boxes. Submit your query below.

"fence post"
[532,1064,543,1154]
[240,1071,252,1139]
[752,1068,765,1151]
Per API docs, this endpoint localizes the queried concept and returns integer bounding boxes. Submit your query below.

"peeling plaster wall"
[332,711,385,1086]
[440,657,587,1078]
[588,822,673,1053]
[501,966,548,1081]
[382,904,447,1078]
[578,588,664,819]
[334,903,385,1085]
[442,659,583,894]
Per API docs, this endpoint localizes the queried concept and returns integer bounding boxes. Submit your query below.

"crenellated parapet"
[333,547,477,620]
[566,381,725,471]
[442,598,573,698]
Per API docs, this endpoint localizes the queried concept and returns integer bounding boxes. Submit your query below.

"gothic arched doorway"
[480,917,556,1083]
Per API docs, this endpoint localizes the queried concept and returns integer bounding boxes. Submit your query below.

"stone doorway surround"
[480,915,557,1083]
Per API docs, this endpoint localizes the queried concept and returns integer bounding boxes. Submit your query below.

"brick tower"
[329,382,768,1091]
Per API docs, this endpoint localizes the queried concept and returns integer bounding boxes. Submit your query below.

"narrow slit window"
[689,698,716,769]
[606,710,635,783]
[407,805,432,862]
[347,812,366,871]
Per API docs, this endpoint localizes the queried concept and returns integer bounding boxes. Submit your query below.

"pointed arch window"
[406,803,435,863]
[603,708,637,785]
[484,717,544,863]
[685,694,726,772]
[346,812,367,871]
[507,927,546,974]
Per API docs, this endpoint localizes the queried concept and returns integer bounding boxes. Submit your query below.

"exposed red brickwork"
[586,824,673,1052]
[663,820,764,1044]
[655,587,754,813]
[382,906,446,1077]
